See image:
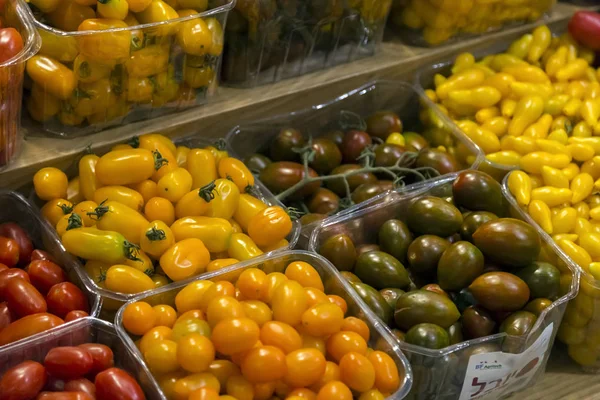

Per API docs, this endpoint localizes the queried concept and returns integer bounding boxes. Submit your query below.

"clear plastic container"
[0,317,162,400]
[309,173,579,399]
[0,190,101,351]
[23,0,234,138]
[501,174,600,372]
[389,0,556,47]
[416,17,569,182]
[227,80,484,245]
[221,0,391,87]
[115,249,413,399]
[0,0,39,167]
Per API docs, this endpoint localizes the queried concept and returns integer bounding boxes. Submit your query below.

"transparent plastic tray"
[0,190,101,351]
[221,0,391,87]
[416,17,569,182]
[23,0,234,138]
[30,137,300,316]
[309,173,579,400]
[115,249,413,399]
[226,80,484,245]
[0,0,39,168]
[0,317,161,400]
[501,174,600,372]
[388,0,556,47]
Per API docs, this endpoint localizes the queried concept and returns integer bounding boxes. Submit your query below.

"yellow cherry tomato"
[248,206,293,247]
[67,178,84,204]
[97,0,128,20]
[176,146,190,167]
[77,19,131,64]
[171,216,233,253]
[126,44,170,78]
[91,200,149,244]
[271,280,308,327]
[142,197,175,226]
[205,179,240,220]
[507,171,531,206]
[176,13,212,56]
[95,149,155,186]
[228,233,263,261]
[140,220,175,259]
[34,167,68,201]
[206,18,224,56]
[105,264,156,294]
[78,154,102,201]
[175,280,214,314]
[26,56,77,101]
[157,168,193,203]
[136,0,179,35]
[160,238,210,281]
[301,303,344,337]
[41,198,73,226]
[285,261,324,291]
[126,249,155,275]
[93,185,144,212]
[218,157,255,192]
[175,182,216,219]
[56,213,84,237]
[233,194,268,232]
[188,149,217,190]
[206,258,241,282]
[130,180,158,203]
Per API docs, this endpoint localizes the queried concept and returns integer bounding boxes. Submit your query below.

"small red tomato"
[44,377,65,392]
[0,313,63,345]
[0,361,47,400]
[64,379,96,398]
[0,223,33,265]
[95,368,145,400]
[31,250,56,263]
[0,262,7,272]
[36,392,93,400]
[28,260,67,295]
[78,344,114,375]
[0,301,14,329]
[0,28,23,64]
[46,282,89,318]
[5,278,47,317]
[44,347,94,380]
[0,237,19,267]
[65,310,89,322]
[0,268,29,298]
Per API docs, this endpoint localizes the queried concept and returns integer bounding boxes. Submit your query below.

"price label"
[459,323,554,400]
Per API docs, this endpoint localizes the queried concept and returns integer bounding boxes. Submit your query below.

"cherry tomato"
[309,361,340,393]
[64,378,96,398]
[247,206,292,247]
[31,249,56,263]
[316,381,352,400]
[0,361,46,400]
[241,345,286,383]
[144,339,179,374]
[122,301,156,336]
[301,303,344,337]
[0,28,23,63]
[177,333,215,373]
[260,321,302,354]
[0,301,13,329]
[44,346,94,380]
[95,368,145,400]
[27,260,67,295]
[0,223,33,265]
[0,313,63,345]
[326,331,368,362]
[206,296,245,328]
[208,360,241,389]
[0,237,19,267]
[340,317,370,342]
[0,268,29,300]
[212,318,260,356]
[46,282,89,318]
[188,388,219,400]
[271,281,308,327]
[175,373,221,400]
[5,278,47,317]
[368,351,401,394]
[36,392,94,400]
[153,304,177,328]
[327,295,347,315]
[237,268,267,301]
[65,310,89,322]
[0,263,7,273]
[78,344,114,375]
[339,352,375,392]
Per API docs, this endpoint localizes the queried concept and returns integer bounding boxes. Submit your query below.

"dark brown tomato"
[78,344,114,375]
[64,379,96,399]
[27,260,67,295]
[307,188,340,215]
[95,368,145,400]
[46,282,89,319]
[299,213,326,226]
[0,223,33,265]
[0,268,29,300]
[0,237,19,268]
[31,250,56,263]
[377,180,394,192]
[0,361,47,400]
[374,143,407,167]
[327,164,377,197]
[310,138,342,174]
[421,283,449,298]
[366,111,402,140]
[259,162,320,200]
[460,212,498,242]
[269,128,305,162]
[322,130,344,147]
[416,148,461,175]
[243,153,272,173]
[403,132,429,152]
[355,244,380,256]
[5,278,47,317]
[351,182,387,204]
[462,306,496,339]
[44,347,94,380]
[319,233,356,272]
[340,130,372,163]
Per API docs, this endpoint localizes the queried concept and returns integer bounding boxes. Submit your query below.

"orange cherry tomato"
[309,361,341,392]
[122,301,157,336]
[284,348,326,389]
[144,197,175,225]
[326,331,368,362]
[368,351,401,394]
[340,317,370,342]
[139,326,173,355]
[328,295,348,315]
[301,303,344,337]
[206,296,246,327]
[285,261,324,291]
[305,287,329,308]
[339,352,375,392]
[198,281,236,312]
[241,345,287,383]
[261,272,288,304]
[271,280,308,327]
[248,206,293,247]
[260,321,302,354]
[212,318,260,356]
[208,360,241,389]
[153,304,177,327]
[177,333,215,373]
[316,381,352,400]
[237,268,267,301]
[240,300,273,327]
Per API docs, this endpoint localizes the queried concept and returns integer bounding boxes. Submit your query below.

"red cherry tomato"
[4,278,47,317]
[0,223,33,265]
[31,250,56,263]
[64,379,96,398]
[95,368,145,400]
[0,301,14,330]
[0,313,63,345]
[44,347,94,380]
[0,237,19,267]
[36,392,94,400]
[27,260,67,295]
[0,262,7,272]
[0,361,47,400]
[65,310,89,322]
[78,344,114,375]
[0,268,29,299]
[44,377,65,392]
[0,28,23,64]
[46,282,89,319]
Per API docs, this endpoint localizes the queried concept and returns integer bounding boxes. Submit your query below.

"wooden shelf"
[0,2,580,189]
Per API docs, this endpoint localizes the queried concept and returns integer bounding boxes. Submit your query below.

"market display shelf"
[0,2,579,190]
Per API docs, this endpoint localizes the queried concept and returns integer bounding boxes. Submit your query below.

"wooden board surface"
[0,3,580,189]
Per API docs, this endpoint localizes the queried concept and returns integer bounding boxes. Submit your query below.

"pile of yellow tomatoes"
[122,260,403,400]
[32,133,293,303]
